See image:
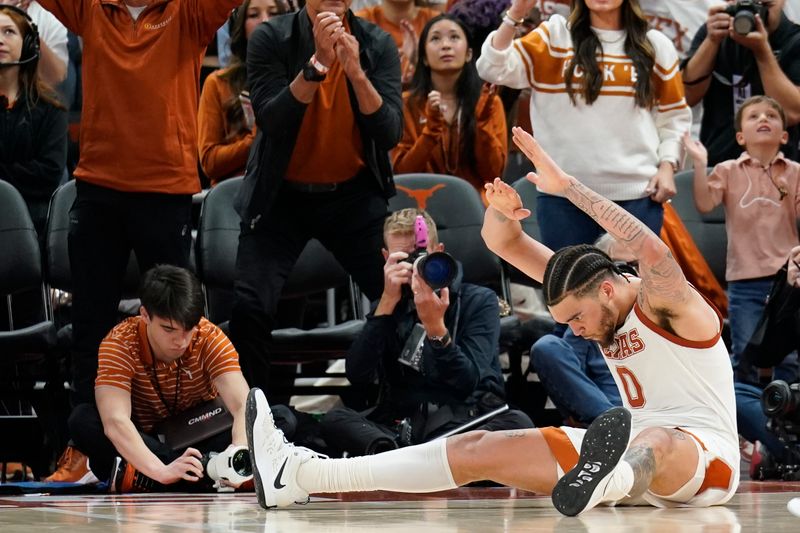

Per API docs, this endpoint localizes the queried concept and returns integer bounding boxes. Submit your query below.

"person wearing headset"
[0,3,66,240]
[0,1,67,87]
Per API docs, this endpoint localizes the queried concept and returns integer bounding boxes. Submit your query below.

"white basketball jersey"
[601,300,738,444]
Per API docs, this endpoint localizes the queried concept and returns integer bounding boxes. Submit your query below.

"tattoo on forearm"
[564,182,646,252]
[503,430,526,438]
[622,445,656,498]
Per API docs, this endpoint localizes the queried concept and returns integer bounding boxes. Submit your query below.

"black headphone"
[0,4,41,66]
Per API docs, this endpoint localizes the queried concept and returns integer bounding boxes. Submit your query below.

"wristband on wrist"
[309,54,330,74]
[501,10,525,28]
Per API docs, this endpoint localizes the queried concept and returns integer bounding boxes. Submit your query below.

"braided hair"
[543,244,625,306]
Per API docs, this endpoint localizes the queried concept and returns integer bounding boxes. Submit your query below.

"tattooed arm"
[510,127,719,341]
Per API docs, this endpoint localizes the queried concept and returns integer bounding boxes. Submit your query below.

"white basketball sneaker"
[551,406,632,516]
[246,387,319,509]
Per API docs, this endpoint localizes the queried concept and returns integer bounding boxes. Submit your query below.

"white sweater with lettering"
[477,15,691,200]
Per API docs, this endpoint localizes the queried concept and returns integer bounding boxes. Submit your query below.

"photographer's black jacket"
[0,93,67,236]
[684,13,800,164]
[235,8,402,226]
[346,265,506,416]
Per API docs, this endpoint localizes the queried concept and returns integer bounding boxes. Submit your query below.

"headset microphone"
[0,55,39,67]
[0,4,41,66]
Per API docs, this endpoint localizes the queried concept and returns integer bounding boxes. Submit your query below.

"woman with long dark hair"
[393,14,507,197]
[197,0,289,185]
[477,0,691,250]
[0,4,66,237]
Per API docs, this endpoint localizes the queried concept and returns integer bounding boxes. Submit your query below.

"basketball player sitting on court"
[243,126,739,516]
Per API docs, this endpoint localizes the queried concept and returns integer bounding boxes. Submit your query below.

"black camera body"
[724,0,768,36]
[758,379,800,480]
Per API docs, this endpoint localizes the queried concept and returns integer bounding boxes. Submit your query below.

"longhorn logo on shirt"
[396,184,447,210]
[603,328,646,360]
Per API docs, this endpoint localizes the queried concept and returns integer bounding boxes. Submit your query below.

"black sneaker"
[108,456,162,493]
[551,406,632,516]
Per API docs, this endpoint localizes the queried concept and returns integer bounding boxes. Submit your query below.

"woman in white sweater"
[477,0,691,250]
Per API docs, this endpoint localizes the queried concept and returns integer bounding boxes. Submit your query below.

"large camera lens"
[230,448,252,476]
[733,11,757,35]
[416,252,457,290]
[762,380,797,417]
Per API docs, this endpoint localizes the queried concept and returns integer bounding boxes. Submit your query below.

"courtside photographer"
[319,209,532,456]
[742,245,800,480]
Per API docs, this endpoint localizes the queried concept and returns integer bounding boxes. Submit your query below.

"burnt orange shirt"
[197,69,255,185]
[284,56,365,184]
[38,0,240,194]
[95,316,241,433]
[392,88,507,193]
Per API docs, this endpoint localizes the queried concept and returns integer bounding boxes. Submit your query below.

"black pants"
[68,402,230,484]
[68,181,192,404]
[229,177,387,397]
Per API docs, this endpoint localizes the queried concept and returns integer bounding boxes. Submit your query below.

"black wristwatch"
[302,54,328,82]
[427,330,452,348]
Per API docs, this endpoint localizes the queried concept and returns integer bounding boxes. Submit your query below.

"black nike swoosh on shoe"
[274,457,288,490]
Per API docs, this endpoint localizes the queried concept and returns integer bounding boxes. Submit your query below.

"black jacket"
[235,8,403,227]
[684,13,800,164]
[346,265,506,418]
[0,93,67,235]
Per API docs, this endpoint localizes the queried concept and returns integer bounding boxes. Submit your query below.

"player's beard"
[597,304,618,348]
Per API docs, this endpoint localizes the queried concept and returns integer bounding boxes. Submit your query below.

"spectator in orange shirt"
[68,265,252,492]
[392,14,507,197]
[198,0,292,185]
[357,0,437,84]
[36,0,242,483]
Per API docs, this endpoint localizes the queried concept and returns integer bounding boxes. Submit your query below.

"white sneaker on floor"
[246,387,319,509]
[551,407,632,516]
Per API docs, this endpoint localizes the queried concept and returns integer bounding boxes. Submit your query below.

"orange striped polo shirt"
[95,316,241,433]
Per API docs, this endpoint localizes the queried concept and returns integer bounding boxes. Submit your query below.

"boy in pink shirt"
[683,95,800,381]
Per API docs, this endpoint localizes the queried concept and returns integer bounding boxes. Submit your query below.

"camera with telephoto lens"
[758,380,800,480]
[202,445,253,489]
[724,0,768,36]
[402,215,457,291]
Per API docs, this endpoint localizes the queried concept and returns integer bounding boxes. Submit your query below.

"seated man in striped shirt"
[67,265,251,493]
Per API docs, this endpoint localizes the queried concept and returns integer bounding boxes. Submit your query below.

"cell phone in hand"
[239,91,255,130]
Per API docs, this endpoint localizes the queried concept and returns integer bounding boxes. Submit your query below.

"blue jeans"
[531,329,622,424]
[536,193,664,251]
[727,277,773,376]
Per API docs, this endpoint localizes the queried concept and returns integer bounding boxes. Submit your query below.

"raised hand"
[508,0,537,21]
[485,177,530,220]
[511,126,572,196]
[424,90,446,133]
[399,19,419,84]
[475,84,499,122]
[382,251,413,306]
[313,12,344,67]
[682,131,707,165]
[705,4,732,44]
[335,32,363,80]
[411,268,449,333]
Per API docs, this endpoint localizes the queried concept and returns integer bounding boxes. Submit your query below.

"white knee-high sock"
[296,439,457,494]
